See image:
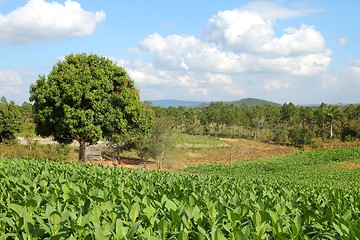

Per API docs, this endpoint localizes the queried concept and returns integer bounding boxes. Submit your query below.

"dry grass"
[127,137,298,171]
[3,134,359,172]
[0,142,78,162]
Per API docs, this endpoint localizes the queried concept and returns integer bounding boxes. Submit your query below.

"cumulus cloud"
[119,2,334,101]
[138,33,202,70]
[0,0,105,43]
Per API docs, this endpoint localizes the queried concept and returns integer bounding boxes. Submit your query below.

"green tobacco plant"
[1,147,360,238]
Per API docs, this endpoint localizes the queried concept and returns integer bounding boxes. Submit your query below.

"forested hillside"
[150,98,279,108]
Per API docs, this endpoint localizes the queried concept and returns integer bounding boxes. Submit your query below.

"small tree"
[30,53,153,161]
[288,126,315,147]
[138,116,173,169]
[0,98,22,143]
[273,124,288,144]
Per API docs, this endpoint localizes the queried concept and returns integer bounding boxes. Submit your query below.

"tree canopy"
[29,53,153,161]
[0,97,22,143]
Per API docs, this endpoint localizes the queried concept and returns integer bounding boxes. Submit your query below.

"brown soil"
[88,157,151,169]
[88,139,360,172]
[185,152,202,158]
[346,162,360,168]
[95,138,298,171]
[331,162,360,170]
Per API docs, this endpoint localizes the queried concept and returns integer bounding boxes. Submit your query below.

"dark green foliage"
[341,104,360,141]
[288,126,315,147]
[199,98,280,108]
[0,98,22,143]
[154,102,360,145]
[230,97,281,106]
[29,53,153,161]
[273,124,288,143]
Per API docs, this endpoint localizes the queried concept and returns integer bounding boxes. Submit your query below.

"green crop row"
[1,148,360,239]
[187,147,360,188]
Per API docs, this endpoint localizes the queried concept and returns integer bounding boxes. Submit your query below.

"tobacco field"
[1,147,360,239]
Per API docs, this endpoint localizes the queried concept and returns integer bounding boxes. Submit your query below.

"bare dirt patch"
[346,162,360,169]
[331,162,360,170]
[185,152,202,158]
[160,138,298,171]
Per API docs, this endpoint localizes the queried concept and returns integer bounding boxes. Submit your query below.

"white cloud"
[0,70,23,97]
[127,1,331,89]
[0,86,22,96]
[346,66,360,84]
[0,0,105,43]
[349,59,360,66]
[206,73,233,85]
[240,1,322,19]
[348,67,360,75]
[202,10,274,53]
[138,33,201,70]
[264,25,327,57]
[136,4,330,76]
[119,2,336,102]
[338,37,348,47]
[321,74,339,90]
[320,64,360,103]
[0,70,22,85]
[222,86,246,97]
[263,79,281,91]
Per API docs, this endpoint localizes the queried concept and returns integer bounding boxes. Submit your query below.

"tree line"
[1,89,359,153]
[150,102,360,147]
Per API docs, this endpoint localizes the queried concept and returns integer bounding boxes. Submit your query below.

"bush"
[288,127,315,147]
[0,142,74,161]
[0,100,22,143]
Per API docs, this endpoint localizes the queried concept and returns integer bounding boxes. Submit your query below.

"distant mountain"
[198,98,280,107]
[229,98,281,106]
[149,98,280,108]
[149,99,206,108]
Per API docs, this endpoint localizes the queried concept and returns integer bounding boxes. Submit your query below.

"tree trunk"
[330,124,333,139]
[157,134,166,170]
[79,140,86,162]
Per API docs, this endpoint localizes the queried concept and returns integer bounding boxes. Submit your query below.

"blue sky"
[0,0,359,105]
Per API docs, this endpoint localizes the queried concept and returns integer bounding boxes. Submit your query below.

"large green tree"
[29,53,153,161]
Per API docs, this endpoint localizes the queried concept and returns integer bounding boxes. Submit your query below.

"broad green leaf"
[144,205,156,219]
[157,218,169,238]
[115,219,127,238]
[49,211,62,225]
[165,199,177,211]
[126,220,143,239]
[92,205,102,222]
[129,202,140,223]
